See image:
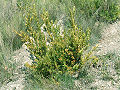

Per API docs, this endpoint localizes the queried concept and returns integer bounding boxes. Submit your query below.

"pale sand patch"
[97,21,120,55]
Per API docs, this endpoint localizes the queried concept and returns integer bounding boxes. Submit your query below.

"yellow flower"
[30,27,32,30]
[25,17,28,21]
[25,62,31,68]
[65,49,68,52]
[68,53,71,55]
[67,66,72,70]
[61,54,64,57]
[73,60,76,62]
[59,58,62,61]
[71,56,75,59]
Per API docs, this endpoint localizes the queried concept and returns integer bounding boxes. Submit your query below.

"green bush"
[16,4,98,79]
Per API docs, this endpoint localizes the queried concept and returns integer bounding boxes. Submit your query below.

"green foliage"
[72,0,120,23]
[25,72,76,90]
[17,0,69,21]
[17,3,98,79]
[0,0,24,87]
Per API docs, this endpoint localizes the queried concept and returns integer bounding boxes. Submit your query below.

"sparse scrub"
[1,0,120,89]
[0,0,24,86]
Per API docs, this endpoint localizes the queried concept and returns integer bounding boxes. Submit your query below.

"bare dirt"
[0,46,32,90]
[97,21,120,55]
[75,21,120,90]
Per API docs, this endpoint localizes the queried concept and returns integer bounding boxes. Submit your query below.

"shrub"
[16,4,98,79]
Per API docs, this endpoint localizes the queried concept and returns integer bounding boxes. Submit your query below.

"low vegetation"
[16,4,98,79]
[0,0,120,89]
